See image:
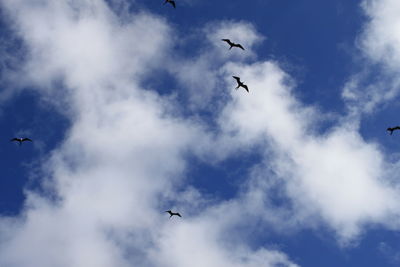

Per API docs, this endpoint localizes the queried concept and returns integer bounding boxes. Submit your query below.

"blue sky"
[0,0,400,266]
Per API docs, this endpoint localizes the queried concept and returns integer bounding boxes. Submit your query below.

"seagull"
[387,126,400,135]
[164,0,176,8]
[10,137,33,146]
[222,39,245,50]
[165,210,182,218]
[232,76,249,93]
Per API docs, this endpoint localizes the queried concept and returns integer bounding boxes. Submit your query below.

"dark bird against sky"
[222,39,245,50]
[233,76,249,93]
[164,0,176,8]
[387,126,400,135]
[166,210,182,218]
[10,137,32,146]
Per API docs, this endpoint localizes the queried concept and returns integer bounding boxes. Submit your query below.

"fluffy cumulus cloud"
[218,60,400,242]
[2,0,400,266]
[214,0,400,243]
[361,0,400,69]
[0,0,297,266]
[343,0,400,113]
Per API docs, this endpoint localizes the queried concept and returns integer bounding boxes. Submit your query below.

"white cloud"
[3,0,400,266]
[168,20,263,110]
[151,219,299,267]
[0,0,298,266]
[361,0,400,70]
[343,0,400,113]
[218,60,400,242]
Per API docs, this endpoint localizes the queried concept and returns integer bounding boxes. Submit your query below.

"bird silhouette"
[165,210,182,218]
[222,39,245,50]
[10,137,32,146]
[387,126,400,135]
[164,0,176,8]
[232,76,249,93]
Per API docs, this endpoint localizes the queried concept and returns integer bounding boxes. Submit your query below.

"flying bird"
[232,76,249,93]
[165,210,182,218]
[387,126,400,135]
[164,0,176,8]
[10,137,32,146]
[222,39,245,50]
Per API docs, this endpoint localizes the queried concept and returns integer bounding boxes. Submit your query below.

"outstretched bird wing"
[10,138,19,142]
[232,76,241,83]
[164,0,176,8]
[176,213,182,217]
[236,44,245,50]
[22,138,32,142]
[222,39,232,45]
[242,84,249,93]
